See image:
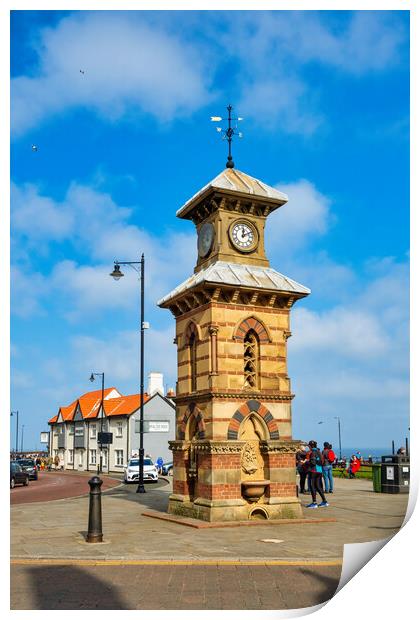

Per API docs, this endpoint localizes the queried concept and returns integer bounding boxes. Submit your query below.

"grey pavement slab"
[10,477,409,562]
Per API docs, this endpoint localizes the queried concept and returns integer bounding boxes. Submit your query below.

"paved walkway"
[11,476,408,562]
[11,563,341,610]
[10,476,409,610]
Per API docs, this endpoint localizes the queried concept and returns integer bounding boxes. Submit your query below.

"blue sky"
[10,10,409,452]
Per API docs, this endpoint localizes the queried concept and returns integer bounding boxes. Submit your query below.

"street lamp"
[10,410,19,455]
[90,372,105,474]
[334,416,342,460]
[110,254,146,494]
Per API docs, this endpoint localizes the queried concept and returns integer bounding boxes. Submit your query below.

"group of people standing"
[296,440,336,509]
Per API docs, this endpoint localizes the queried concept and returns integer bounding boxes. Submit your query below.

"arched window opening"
[189,333,197,393]
[244,329,259,389]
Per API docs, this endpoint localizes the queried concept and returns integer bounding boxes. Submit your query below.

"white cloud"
[266,179,333,254]
[289,256,409,446]
[11,11,406,138]
[11,12,213,135]
[11,183,74,242]
[291,306,389,358]
[11,181,196,319]
[219,11,406,132]
[229,11,405,76]
[239,79,322,136]
[11,266,47,318]
[71,326,177,385]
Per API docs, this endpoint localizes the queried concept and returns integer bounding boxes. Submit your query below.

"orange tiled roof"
[49,387,121,423]
[60,399,78,421]
[103,393,149,417]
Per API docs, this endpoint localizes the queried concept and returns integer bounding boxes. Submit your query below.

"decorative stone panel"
[178,403,206,440]
[227,400,280,440]
[233,316,271,343]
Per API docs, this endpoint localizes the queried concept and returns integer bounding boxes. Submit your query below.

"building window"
[89,450,97,465]
[244,329,259,389]
[103,449,108,468]
[90,424,97,439]
[115,450,124,466]
[69,424,74,435]
[53,428,58,436]
[75,425,84,437]
[68,449,74,463]
[189,332,197,392]
[116,421,123,438]
[78,451,83,467]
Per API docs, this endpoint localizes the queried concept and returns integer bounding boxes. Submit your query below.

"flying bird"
[31,145,38,152]
[79,69,85,74]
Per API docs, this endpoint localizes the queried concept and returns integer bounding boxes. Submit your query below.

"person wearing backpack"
[322,442,335,494]
[306,440,328,508]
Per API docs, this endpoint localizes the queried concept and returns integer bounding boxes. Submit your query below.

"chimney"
[148,372,164,395]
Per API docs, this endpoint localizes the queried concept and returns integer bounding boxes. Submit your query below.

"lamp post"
[334,416,342,460]
[90,372,105,474]
[10,410,19,455]
[110,254,146,494]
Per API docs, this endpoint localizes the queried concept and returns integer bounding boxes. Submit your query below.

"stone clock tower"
[158,167,310,521]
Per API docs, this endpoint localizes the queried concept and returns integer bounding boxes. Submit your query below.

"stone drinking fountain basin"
[241,480,270,502]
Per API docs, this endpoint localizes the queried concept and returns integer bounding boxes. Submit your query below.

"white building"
[48,373,176,473]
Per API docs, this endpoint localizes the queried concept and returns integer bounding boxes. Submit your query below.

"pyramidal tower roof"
[176,168,288,220]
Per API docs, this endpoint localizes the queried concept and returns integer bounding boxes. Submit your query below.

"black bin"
[380,455,410,493]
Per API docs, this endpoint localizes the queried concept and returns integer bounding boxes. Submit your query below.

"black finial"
[210,104,243,169]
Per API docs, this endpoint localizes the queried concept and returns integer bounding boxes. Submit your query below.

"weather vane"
[210,104,243,169]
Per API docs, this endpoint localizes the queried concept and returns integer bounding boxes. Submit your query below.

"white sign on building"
[144,421,170,433]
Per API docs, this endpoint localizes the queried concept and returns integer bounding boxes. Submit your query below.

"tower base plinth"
[168,493,303,522]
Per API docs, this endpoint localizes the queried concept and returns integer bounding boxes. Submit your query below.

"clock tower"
[158,167,310,521]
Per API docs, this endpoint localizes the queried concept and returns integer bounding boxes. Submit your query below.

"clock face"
[198,222,215,258]
[230,220,258,252]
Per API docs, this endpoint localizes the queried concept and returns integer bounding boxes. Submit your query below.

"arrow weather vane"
[210,104,243,169]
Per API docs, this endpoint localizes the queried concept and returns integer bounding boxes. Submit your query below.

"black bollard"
[87,476,103,543]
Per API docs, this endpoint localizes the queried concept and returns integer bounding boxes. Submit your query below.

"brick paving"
[10,475,408,610]
[11,563,340,609]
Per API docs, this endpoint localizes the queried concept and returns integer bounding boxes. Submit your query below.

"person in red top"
[322,442,335,493]
[347,454,361,478]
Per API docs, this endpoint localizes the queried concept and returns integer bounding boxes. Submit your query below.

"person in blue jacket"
[156,456,164,474]
[306,440,329,508]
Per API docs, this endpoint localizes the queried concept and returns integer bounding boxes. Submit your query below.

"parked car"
[10,462,30,488]
[161,462,173,476]
[124,458,158,483]
[16,458,38,480]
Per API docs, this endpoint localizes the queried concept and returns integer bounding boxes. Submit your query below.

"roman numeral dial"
[229,220,258,253]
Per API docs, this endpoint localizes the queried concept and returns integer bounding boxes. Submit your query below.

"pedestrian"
[305,440,328,508]
[156,456,164,475]
[54,454,59,470]
[347,454,361,478]
[322,442,335,494]
[296,447,309,494]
